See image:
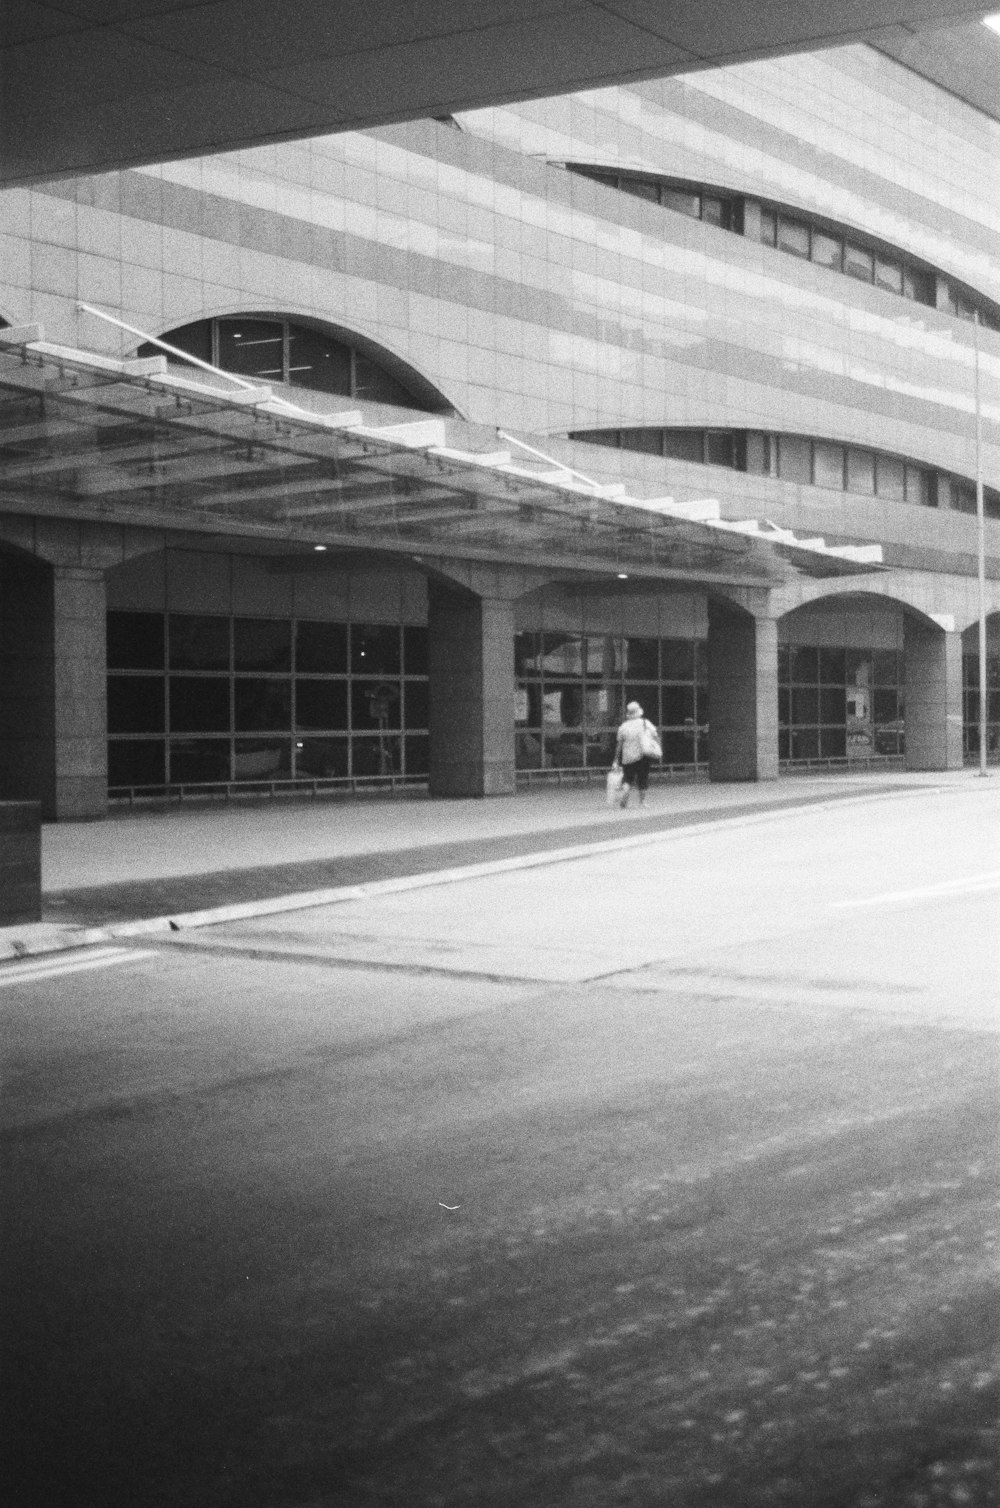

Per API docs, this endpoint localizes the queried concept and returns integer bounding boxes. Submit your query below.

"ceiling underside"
[0,1,992,187]
[0,327,882,585]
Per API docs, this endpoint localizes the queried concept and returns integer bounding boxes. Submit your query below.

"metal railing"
[108,772,428,806]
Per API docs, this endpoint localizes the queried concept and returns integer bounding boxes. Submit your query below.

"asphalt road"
[2,782,998,1507]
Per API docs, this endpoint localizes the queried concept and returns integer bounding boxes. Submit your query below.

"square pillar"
[904,619,963,771]
[52,567,108,820]
[0,551,56,815]
[428,583,515,797]
[707,602,779,782]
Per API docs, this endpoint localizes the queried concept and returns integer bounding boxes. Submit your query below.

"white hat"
[626,700,643,716]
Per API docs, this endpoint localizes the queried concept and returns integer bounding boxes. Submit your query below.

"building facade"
[1,41,998,819]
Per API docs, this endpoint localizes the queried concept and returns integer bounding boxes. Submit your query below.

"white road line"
[0,947,159,989]
[832,871,1000,909]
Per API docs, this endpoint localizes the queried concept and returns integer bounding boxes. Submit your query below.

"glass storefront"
[515,630,708,772]
[106,611,429,793]
[779,643,904,764]
[963,650,1000,762]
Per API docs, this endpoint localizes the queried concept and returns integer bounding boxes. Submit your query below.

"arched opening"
[778,593,908,769]
[137,315,454,413]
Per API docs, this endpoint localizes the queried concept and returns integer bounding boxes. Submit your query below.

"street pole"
[972,310,988,776]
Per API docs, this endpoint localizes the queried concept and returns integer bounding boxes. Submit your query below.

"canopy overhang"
[0,325,883,590]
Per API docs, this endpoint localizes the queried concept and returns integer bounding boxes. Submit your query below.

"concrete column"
[52,567,108,820]
[904,619,963,771]
[428,582,515,797]
[707,602,779,782]
[0,551,56,815]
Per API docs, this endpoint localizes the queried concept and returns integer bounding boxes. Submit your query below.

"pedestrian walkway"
[38,770,960,930]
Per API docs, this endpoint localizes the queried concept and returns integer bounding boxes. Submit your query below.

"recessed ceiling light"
[617,572,629,579]
[313,544,327,552]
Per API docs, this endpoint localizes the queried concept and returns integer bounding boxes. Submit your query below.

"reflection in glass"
[170,739,230,782]
[170,677,230,732]
[233,739,291,780]
[296,620,348,673]
[234,679,291,731]
[107,676,165,734]
[295,680,348,730]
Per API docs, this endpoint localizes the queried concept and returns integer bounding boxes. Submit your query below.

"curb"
[0,782,946,964]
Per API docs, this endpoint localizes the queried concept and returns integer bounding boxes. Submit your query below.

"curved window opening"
[138,316,453,413]
[565,165,1000,333]
[568,426,1000,519]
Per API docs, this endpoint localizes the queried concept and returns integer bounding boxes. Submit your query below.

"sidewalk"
[2,769,972,958]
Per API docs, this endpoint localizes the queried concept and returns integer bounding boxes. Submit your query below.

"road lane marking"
[0,947,159,989]
[831,871,1000,909]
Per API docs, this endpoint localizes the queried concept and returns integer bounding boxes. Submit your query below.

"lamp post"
[973,310,988,776]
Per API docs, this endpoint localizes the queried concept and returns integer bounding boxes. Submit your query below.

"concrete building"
[1,31,999,820]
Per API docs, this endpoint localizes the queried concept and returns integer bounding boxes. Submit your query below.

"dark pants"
[621,756,651,791]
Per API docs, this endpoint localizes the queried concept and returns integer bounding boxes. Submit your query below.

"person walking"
[612,700,661,808]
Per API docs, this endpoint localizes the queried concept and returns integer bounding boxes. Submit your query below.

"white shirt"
[616,715,649,764]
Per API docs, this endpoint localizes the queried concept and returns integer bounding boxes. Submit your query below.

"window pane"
[759,207,777,246]
[789,646,819,681]
[404,735,429,776]
[234,617,291,671]
[296,620,348,673]
[286,325,351,395]
[777,435,811,483]
[874,689,899,723]
[620,429,663,455]
[663,188,700,218]
[902,267,935,305]
[233,739,291,780]
[705,431,736,467]
[217,318,284,379]
[662,430,703,463]
[846,448,876,495]
[295,737,348,778]
[403,680,428,728]
[234,679,291,732]
[108,739,165,789]
[662,685,695,724]
[108,676,164,734]
[819,686,846,722]
[169,738,230,783]
[660,638,695,679]
[844,243,874,282]
[168,614,229,671]
[148,321,211,366]
[403,626,428,676]
[170,678,230,732]
[777,216,810,258]
[818,648,846,683]
[352,734,401,777]
[820,727,847,758]
[791,687,819,722]
[905,465,934,506]
[790,727,819,759]
[295,680,348,730]
[623,637,658,677]
[351,624,400,675]
[874,257,903,294]
[811,232,842,271]
[876,455,905,501]
[515,633,542,675]
[701,195,728,227]
[745,432,772,475]
[660,729,696,764]
[352,680,403,730]
[354,354,417,407]
[626,684,659,724]
[621,177,658,202]
[872,651,900,685]
[107,611,164,670]
[813,442,844,490]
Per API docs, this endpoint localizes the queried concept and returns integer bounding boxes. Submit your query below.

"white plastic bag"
[605,766,624,805]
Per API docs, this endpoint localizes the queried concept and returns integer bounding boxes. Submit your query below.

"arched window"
[139,316,452,412]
